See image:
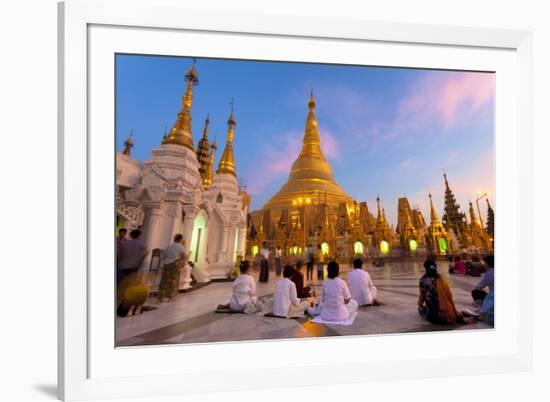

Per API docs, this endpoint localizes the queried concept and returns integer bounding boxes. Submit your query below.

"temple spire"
[429,193,440,224]
[196,114,211,182]
[216,103,237,177]
[122,130,134,156]
[204,139,217,189]
[163,60,199,150]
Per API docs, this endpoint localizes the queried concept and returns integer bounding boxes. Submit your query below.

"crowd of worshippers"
[115,230,494,327]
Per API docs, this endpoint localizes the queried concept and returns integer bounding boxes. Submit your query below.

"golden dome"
[262,93,353,211]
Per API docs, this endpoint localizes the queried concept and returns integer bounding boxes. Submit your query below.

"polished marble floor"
[116,261,492,346]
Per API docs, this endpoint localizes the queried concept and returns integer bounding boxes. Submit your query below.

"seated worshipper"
[291,260,312,298]
[218,260,263,314]
[272,265,309,318]
[450,255,466,275]
[347,258,378,306]
[157,234,186,302]
[466,255,485,276]
[309,261,358,321]
[418,259,472,325]
[471,255,494,307]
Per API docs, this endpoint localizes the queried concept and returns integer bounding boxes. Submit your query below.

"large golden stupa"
[262,92,353,211]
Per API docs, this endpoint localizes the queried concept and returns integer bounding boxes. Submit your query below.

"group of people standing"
[116,229,207,316]
[258,241,327,284]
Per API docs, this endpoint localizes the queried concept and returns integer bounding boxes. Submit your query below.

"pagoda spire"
[429,193,440,224]
[163,60,199,150]
[216,101,237,177]
[122,130,134,156]
[196,113,211,181]
[486,198,494,237]
[442,173,467,245]
[204,139,217,189]
[469,201,480,227]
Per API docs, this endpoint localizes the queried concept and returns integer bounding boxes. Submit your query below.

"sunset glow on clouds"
[116,55,494,226]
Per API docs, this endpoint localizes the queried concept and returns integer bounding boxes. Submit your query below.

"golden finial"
[308,88,316,109]
[163,61,199,149]
[122,130,134,156]
[216,103,237,177]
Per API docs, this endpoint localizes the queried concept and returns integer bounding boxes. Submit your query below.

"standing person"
[259,241,270,283]
[316,244,325,280]
[272,265,309,318]
[471,255,494,307]
[347,258,378,306]
[157,234,186,302]
[117,229,148,287]
[218,260,263,314]
[274,245,282,277]
[116,228,128,259]
[291,260,312,298]
[309,261,358,321]
[305,244,314,281]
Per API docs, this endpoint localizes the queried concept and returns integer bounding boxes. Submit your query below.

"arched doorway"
[354,241,364,255]
[409,239,418,252]
[251,244,259,257]
[438,238,448,254]
[321,242,330,256]
[380,240,389,254]
[190,214,206,263]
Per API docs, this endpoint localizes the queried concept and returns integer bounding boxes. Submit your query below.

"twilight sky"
[116,54,495,227]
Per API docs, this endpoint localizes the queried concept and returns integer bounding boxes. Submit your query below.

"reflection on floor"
[116,261,492,346]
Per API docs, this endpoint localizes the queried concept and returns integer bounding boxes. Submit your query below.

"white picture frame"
[58,0,533,400]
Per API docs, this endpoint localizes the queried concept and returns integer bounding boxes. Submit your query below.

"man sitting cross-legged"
[271,265,310,318]
[347,258,378,306]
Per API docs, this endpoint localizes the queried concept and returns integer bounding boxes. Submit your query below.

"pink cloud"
[398,72,494,129]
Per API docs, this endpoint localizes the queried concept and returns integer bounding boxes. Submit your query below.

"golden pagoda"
[397,197,419,253]
[262,92,353,212]
[163,60,199,150]
[425,193,450,256]
[468,201,491,250]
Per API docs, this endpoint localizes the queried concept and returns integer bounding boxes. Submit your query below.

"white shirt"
[163,242,185,265]
[260,247,270,260]
[273,278,300,317]
[321,277,352,321]
[275,248,282,258]
[348,269,375,306]
[229,274,257,311]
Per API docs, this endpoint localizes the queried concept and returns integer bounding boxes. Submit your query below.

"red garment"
[455,260,466,275]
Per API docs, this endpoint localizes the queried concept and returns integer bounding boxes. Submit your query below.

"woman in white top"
[272,265,309,318]
[227,260,263,314]
[315,261,358,321]
[347,258,378,306]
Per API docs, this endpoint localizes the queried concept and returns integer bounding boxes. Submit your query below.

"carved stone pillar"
[169,203,183,239]
[219,226,229,262]
[182,206,197,254]
[237,225,247,257]
[141,204,163,271]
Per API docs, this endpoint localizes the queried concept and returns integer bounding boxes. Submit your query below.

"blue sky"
[116,54,494,226]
